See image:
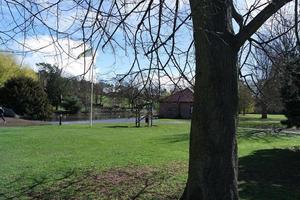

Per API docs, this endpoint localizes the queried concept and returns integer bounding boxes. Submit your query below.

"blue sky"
[0,0,294,86]
[0,0,192,85]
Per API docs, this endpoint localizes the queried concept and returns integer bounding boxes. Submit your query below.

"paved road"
[48,118,188,125]
[49,118,137,125]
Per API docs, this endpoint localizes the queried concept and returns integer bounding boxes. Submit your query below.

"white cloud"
[18,35,98,81]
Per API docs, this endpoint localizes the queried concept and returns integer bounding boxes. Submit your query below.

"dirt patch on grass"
[0,117,48,127]
[2,163,187,200]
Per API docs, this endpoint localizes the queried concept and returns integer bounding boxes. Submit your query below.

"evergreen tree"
[61,96,82,114]
[0,77,51,120]
[281,57,300,128]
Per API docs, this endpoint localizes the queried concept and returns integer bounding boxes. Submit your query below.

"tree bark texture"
[182,0,239,199]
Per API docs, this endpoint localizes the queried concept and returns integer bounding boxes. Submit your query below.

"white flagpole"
[77,47,93,127]
[90,63,94,127]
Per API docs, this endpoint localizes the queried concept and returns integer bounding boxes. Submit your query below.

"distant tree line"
[0,56,163,120]
[0,52,299,126]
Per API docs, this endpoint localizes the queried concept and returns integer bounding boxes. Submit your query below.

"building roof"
[161,88,193,103]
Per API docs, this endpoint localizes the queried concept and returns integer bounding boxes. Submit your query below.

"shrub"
[61,96,82,114]
[0,77,51,120]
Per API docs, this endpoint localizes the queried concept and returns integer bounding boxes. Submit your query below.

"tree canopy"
[37,62,68,110]
[0,53,37,87]
[0,76,50,120]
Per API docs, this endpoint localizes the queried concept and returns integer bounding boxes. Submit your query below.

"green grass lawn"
[0,115,299,199]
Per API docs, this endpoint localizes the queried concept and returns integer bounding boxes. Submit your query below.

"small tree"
[0,77,50,120]
[61,96,82,114]
[37,63,68,110]
[281,57,300,128]
[67,78,92,112]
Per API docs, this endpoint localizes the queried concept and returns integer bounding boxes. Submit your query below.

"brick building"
[159,88,193,119]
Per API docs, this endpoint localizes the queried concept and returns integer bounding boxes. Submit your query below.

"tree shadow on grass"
[238,129,298,145]
[238,130,282,143]
[0,170,75,200]
[0,165,186,200]
[103,125,130,128]
[239,147,300,200]
[158,133,189,143]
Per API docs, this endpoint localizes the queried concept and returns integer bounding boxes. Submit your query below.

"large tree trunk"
[182,1,239,199]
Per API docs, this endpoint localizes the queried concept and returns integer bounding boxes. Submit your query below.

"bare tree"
[240,12,299,119]
[0,0,299,199]
[247,47,283,118]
